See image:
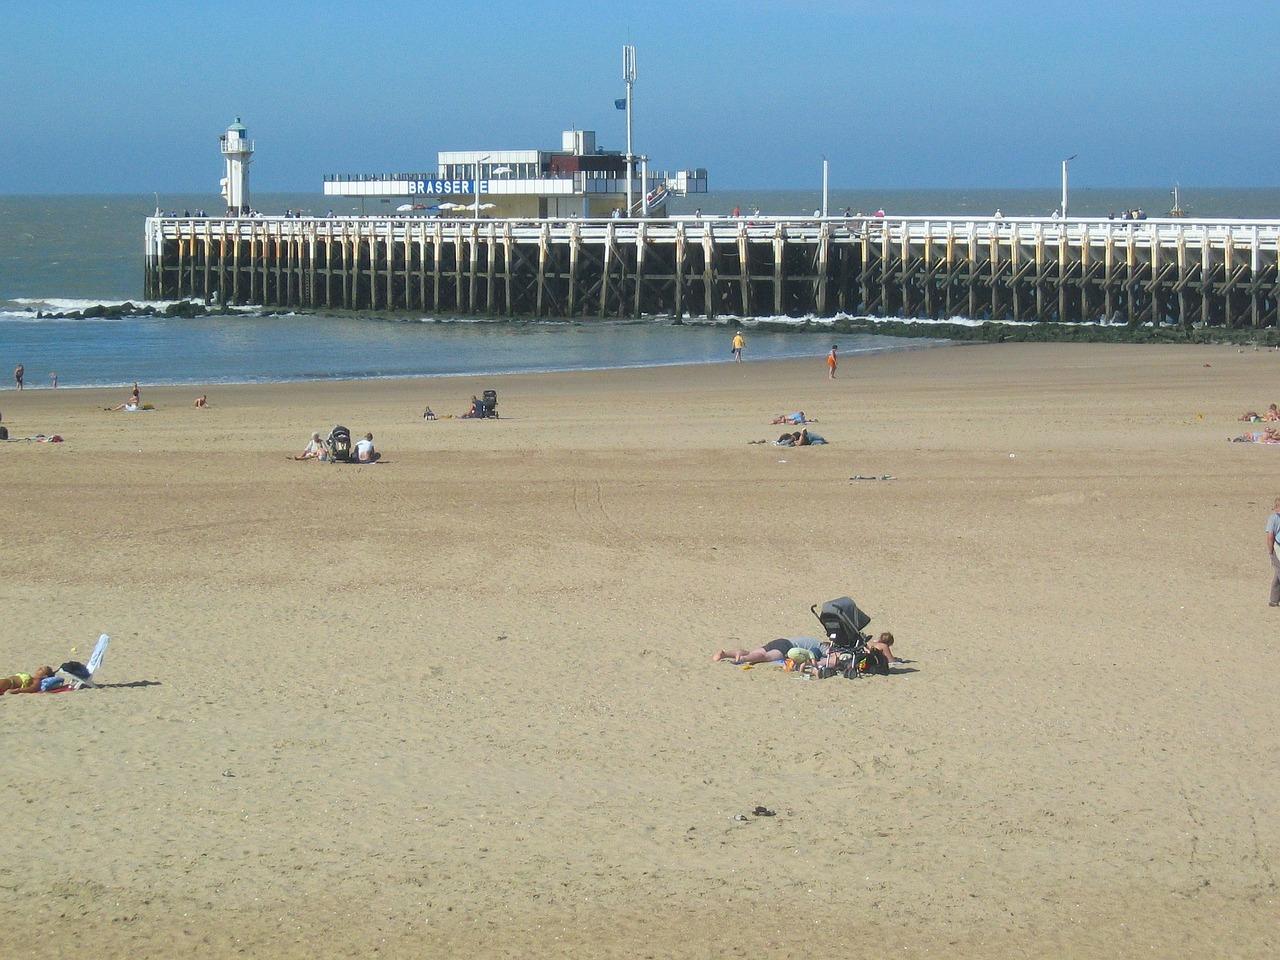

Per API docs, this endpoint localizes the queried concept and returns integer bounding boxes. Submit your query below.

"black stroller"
[478,389,498,419]
[810,596,889,677]
[327,424,352,463]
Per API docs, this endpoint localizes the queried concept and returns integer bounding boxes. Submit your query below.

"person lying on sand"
[194,395,208,408]
[1232,427,1280,443]
[0,666,55,694]
[771,412,816,425]
[773,429,827,447]
[293,432,328,460]
[713,637,835,667]
[106,401,140,412]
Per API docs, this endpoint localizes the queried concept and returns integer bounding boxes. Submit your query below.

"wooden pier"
[144,215,1280,327]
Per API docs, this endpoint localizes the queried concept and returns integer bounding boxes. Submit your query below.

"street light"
[623,45,636,217]
[821,156,829,218]
[1061,154,1077,219]
[473,154,490,221]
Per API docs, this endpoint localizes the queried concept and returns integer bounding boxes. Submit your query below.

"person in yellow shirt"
[731,330,745,362]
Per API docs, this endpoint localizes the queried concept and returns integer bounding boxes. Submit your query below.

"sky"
[1,0,1277,194]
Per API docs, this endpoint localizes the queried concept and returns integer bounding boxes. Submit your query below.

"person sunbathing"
[1265,404,1280,422]
[193,395,208,408]
[294,432,328,460]
[1231,426,1280,443]
[106,399,140,412]
[713,637,831,666]
[0,666,54,694]
[771,412,816,425]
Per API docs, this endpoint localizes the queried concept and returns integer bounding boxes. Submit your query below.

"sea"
[3,188,1278,388]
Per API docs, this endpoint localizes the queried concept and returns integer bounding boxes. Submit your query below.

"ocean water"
[3,189,1278,385]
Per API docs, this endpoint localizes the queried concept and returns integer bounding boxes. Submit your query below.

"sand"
[1,342,1277,959]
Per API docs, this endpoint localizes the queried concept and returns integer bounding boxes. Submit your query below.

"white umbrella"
[396,203,415,212]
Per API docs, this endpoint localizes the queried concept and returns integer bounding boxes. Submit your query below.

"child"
[867,631,899,666]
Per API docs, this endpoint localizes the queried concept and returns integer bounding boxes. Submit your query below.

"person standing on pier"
[1266,497,1280,607]
[826,345,838,380]
[732,330,745,362]
[13,364,23,390]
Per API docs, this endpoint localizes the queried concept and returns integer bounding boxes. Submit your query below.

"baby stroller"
[479,389,498,419]
[810,596,888,676]
[327,425,352,463]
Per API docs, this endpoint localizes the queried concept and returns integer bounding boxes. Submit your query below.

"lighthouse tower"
[219,118,254,215]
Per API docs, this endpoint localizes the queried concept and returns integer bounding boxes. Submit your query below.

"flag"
[614,98,626,110]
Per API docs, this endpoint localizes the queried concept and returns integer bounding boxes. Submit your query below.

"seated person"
[294,432,327,460]
[798,428,827,445]
[194,394,209,408]
[866,631,900,666]
[1266,404,1280,422]
[461,396,480,418]
[354,432,379,462]
[0,666,54,694]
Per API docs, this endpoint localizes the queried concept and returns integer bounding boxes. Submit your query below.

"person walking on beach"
[13,364,23,390]
[826,345,838,380]
[1266,497,1280,606]
[732,330,745,362]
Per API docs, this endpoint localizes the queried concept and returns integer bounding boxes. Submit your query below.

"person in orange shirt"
[826,344,838,379]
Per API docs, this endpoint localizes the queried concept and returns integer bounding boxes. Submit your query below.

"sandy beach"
[1,342,1277,959]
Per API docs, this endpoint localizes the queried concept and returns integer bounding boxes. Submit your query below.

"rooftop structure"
[323,128,706,218]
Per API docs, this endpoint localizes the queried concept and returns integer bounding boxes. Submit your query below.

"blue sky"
[1,0,1276,193]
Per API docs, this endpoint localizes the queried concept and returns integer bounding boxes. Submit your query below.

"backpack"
[845,648,889,677]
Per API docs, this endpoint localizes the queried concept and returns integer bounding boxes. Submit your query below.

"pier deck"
[144,215,1280,326]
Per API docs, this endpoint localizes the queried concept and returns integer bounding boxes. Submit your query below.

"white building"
[219,118,254,215]
[322,129,706,218]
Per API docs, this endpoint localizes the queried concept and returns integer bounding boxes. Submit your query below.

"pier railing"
[144,215,1280,326]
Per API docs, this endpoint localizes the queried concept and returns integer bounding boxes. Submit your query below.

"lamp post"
[1061,154,1077,220]
[474,154,490,221]
[623,45,636,217]
[821,157,829,218]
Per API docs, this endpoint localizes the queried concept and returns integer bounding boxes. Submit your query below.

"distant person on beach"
[130,382,141,406]
[1267,497,1280,607]
[713,637,832,667]
[827,345,838,380]
[423,406,437,420]
[294,432,327,460]
[732,331,745,362]
[354,432,379,463]
[50,372,58,389]
[14,365,23,390]
[866,631,900,666]
[193,395,208,408]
